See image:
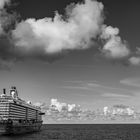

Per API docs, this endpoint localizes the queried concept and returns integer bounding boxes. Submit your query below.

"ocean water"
[1,124,140,140]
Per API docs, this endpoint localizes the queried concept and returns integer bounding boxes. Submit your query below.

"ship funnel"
[3,88,6,94]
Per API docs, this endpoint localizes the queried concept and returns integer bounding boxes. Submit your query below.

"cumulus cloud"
[0,0,19,68]
[50,99,67,112]
[101,26,130,58]
[12,0,103,54]
[129,57,140,65]
[11,0,132,61]
[128,47,140,66]
[0,0,10,35]
[0,0,137,67]
[40,99,82,122]
[50,99,81,113]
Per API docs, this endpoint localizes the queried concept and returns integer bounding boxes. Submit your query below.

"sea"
[1,124,140,140]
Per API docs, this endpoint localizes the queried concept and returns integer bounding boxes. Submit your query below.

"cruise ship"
[0,87,45,135]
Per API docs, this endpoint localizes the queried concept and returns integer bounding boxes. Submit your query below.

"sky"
[0,0,140,123]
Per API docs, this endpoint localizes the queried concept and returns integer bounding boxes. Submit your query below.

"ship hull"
[0,122,42,135]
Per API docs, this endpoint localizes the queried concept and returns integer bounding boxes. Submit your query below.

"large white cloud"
[11,0,131,60]
[12,0,104,54]
[0,0,137,66]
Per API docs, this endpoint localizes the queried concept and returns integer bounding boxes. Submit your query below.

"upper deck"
[0,87,41,111]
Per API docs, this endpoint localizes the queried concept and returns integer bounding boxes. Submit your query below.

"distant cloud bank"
[35,99,140,123]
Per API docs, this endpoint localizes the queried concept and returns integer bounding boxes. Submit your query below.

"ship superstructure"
[0,87,45,135]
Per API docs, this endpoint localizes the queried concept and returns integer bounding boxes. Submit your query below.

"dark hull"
[0,122,42,135]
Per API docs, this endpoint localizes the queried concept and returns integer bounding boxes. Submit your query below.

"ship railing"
[0,95,41,110]
[0,96,14,102]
